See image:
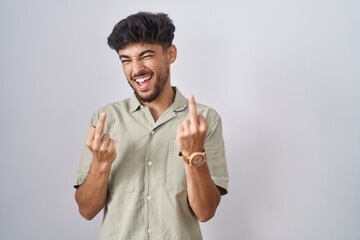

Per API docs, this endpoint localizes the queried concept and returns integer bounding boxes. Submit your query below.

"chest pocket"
[166,139,187,191]
[108,141,135,194]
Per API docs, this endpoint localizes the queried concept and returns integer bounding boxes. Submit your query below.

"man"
[74,12,229,240]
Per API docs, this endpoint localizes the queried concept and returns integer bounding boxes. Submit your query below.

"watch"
[184,151,207,167]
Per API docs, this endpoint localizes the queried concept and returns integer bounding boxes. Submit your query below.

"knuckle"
[199,125,207,132]
[181,134,187,139]
[99,145,105,152]
[86,140,92,149]
[92,143,99,151]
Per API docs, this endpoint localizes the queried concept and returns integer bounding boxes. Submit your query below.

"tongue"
[138,79,151,89]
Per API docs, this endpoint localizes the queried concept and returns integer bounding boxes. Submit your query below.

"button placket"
[146,128,155,237]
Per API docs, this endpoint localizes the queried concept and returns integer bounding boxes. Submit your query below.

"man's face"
[118,43,176,103]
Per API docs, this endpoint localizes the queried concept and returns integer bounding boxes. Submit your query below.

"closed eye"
[140,50,156,59]
[141,54,154,59]
[120,57,131,63]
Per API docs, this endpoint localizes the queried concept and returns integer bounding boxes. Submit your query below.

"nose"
[131,59,145,77]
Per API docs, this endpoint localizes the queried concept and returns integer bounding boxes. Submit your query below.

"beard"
[130,65,170,103]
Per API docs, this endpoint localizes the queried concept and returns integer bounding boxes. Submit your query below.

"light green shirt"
[75,88,229,240]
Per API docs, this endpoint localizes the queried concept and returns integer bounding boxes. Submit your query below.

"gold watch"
[184,151,207,167]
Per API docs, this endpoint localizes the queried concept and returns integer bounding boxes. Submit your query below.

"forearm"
[75,160,111,220]
[185,162,221,222]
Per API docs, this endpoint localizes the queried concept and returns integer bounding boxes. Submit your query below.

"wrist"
[180,150,206,167]
[178,148,205,159]
[91,157,112,173]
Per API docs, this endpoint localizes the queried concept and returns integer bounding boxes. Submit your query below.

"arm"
[184,162,221,222]
[177,95,221,222]
[75,113,116,220]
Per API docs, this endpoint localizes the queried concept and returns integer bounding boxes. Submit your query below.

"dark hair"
[107,12,175,52]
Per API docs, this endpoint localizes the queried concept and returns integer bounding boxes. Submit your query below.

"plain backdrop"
[1,0,359,239]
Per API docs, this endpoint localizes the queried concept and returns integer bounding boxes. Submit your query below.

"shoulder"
[96,98,132,112]
[94,96,137,114]
[196,103,222,123]
[89,98,132,125]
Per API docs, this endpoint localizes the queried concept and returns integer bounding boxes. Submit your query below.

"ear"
[167,44,177,63]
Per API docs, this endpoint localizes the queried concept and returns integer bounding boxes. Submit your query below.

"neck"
[143,84,175,122]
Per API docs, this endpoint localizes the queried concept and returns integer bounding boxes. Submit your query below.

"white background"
[1,0,359,239]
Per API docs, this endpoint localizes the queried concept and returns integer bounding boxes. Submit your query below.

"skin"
[119,43,176,120]
[75,43,220,222]
[75,113,116,220]
[177,95,221,222]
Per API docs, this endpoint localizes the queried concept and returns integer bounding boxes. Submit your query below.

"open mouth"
[134,75,152,90]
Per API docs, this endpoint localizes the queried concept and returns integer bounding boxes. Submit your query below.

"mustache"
[131,70,153,80]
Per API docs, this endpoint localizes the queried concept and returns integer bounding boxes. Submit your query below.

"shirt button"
[150,130,155,135]
[147,228,152,234]
[147,195,152,200]
[147,161,153,166]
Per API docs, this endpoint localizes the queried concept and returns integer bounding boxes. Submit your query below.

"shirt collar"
[129,87,188,113]
[129,94,142,113]
[171,87,188,112]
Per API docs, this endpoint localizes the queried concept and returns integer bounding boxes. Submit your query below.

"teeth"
[135,75,151,83]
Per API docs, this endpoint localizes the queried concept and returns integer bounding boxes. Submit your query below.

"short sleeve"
[203,110,229,195]
[73,112,100,188]
[74,146,93,188]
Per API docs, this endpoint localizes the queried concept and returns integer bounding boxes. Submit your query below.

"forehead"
[118,43,163,56]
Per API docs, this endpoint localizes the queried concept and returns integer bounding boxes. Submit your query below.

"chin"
[135,90,158,103]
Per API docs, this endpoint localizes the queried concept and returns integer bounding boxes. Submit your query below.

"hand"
[176,95,208,158]
[86,112,116,167]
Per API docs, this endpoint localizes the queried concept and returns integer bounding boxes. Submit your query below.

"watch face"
[191,155,205,166]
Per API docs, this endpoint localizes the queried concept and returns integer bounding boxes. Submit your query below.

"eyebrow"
[119,49,156,59]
